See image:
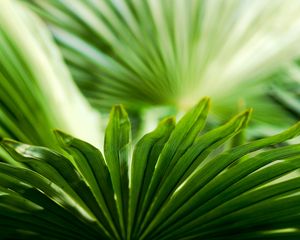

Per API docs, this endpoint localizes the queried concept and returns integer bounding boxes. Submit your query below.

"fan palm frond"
[245,60,300,138]
[1,98,300,240]
[27,0,300,122]
[269,61,300,120]
[0,0,101,147]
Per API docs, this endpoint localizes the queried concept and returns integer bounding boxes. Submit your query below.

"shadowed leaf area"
[1,99,300,240]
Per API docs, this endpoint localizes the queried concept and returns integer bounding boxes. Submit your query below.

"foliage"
[2,99,300,240]
[1,1,300,240]
[26,0,300,127]
[0,0,101,147]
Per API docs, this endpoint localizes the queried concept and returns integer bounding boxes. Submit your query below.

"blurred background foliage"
[1,0,300,146]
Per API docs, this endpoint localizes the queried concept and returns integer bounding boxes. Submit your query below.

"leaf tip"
[53,129,74,146]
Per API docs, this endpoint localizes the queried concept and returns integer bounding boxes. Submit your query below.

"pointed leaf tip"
[1,139,34,161]
[53,129,74,146]
[243,108,252,123]
[235,108,252,129]
[200,96,211,106]
[1,139,26,152]
[159,117,176,127]
[111,104,128,116]
[193,97,211,112]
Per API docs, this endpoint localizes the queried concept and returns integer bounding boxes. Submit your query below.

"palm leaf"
[26,0,300,125]
[1,99,300,240]
[269,61,300,120]
[243,60,300,139]
[0,0,101,148]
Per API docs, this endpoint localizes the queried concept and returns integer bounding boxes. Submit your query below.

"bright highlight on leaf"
[1,99,300,240]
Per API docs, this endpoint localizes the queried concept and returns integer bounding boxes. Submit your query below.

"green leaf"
[0,163,107,238]
[0,173,99,240]
[0,0,101,148]
[2,100,300,240]
[54,130,121,239]
[104,105,131,239]
[128,117,175,239]
[1,141,113,238]
[138,106,251,234]
[133,98,210,233]
[26,0,300,133]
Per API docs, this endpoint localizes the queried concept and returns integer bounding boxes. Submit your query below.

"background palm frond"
[243,60,300,139]
[269,61,300,120]
[1,99,300,240]
[26,0,300,126]
[0,0,101,147]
